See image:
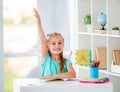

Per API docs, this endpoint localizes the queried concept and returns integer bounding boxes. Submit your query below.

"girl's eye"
[58,42,62,44]
[52,43,56,45]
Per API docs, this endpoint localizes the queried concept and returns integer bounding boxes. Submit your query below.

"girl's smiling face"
[48,35,64,55]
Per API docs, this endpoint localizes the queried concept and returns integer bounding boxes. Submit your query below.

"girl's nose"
[55,43,60,47]
[55,43,59,47]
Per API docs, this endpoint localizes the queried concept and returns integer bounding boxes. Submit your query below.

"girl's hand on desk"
[40,75,57,80]
[40,76,51,80]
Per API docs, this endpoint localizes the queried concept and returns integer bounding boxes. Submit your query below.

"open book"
[41,78,79,82]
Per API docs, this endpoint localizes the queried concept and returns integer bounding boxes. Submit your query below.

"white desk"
[14,78,113,92]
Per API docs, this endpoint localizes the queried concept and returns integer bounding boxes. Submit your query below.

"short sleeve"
[65,59,72,66]
[64,59,72,72]
[41,53,60,77]
[41,53,50,67]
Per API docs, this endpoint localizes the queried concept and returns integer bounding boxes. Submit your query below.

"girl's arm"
[53,64,76,78]
[41,64,76,79]
[33,8,48,61]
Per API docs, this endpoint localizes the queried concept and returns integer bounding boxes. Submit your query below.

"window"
[4,0,38,53]
[4,57,38,92]
[3,0,39,92]
[3,0,71,92]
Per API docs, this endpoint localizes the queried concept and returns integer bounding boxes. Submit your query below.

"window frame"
[0,0,4,92]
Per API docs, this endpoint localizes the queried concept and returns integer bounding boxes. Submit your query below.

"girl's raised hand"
[33,8,41,23]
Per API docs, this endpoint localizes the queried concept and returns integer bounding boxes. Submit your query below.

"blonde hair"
[47,32,64,42]
[47,32,66,73]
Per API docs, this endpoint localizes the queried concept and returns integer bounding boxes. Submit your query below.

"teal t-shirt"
[41,53,72,77]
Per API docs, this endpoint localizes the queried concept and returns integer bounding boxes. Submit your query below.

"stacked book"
[79,77,110,84]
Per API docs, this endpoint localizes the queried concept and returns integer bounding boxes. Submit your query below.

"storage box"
[111,62,120,73]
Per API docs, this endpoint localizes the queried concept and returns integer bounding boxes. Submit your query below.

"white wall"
[37,0,70,50]
[0,0,4,92]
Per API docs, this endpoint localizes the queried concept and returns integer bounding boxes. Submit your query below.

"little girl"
[33,8,76,79]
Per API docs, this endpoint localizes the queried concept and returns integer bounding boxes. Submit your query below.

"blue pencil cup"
[90,67,99,79]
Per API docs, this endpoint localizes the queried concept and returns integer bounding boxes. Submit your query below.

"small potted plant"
[84,14,91,32]
[111,27,120,35]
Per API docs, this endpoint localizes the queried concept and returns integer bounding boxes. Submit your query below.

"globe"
[97,13,107,30]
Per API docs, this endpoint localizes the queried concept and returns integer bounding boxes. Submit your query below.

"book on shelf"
[94,47,107,69]
[113,50,120,66]
[79,77,110,84]
[94,29,107,34]
[116,51,120,65]
[113,50,117,65]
